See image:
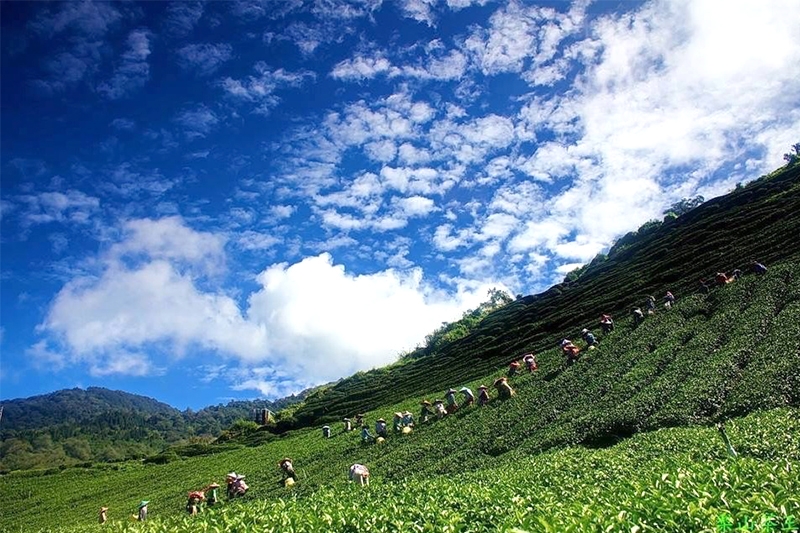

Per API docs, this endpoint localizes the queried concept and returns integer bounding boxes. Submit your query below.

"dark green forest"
[0,387,307,472]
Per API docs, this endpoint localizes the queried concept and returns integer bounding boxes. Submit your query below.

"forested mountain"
[0,387,308,472]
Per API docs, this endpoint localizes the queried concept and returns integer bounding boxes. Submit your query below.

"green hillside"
[288,163,800,428]
[1,164,799,533]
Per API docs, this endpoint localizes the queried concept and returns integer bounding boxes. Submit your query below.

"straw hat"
[421,400,431,405]
[376,418,386,423]
[581,328,588,334]
[447,388,456,394]
[402,411,412,416]
[100,507,108,513]
[394,412,403,417]
[208,483,220,488]
[477,385,487,390]
[227,472,237,479]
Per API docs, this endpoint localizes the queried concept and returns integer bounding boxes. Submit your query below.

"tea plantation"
[2,165,799,532]
[1,264,799,532]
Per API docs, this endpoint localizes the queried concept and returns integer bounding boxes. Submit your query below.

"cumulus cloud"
[36,219,501,387]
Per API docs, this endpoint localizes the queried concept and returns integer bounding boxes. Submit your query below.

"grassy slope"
[291,164,800,427]
[1,264,799,532]
[6,409,800,533]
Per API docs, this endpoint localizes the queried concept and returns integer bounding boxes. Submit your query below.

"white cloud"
[270,204,296,219]
[163,1,204,38]
[177,43,234,76]
[331,54,393,80]
[30,1,122,37]
[97,29,152,99]
[109,216,226,275]
[36,222,501,385]
[399,0,438,26]
[89,352,156,377]
[237,231,282,251]
[221,62,315,114]
[464,2,537,75]
[244,253,496,381]
[17,190,100,227]
[175,105,219,139]
[394,195,436,217]
[110,117,135,130]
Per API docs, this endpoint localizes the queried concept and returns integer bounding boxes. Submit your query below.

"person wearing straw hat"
[433,399,447,418]
[226,472,248,499]
[361,424,374,443]
[420,400,434,423]
[226,473,237,499]
[137,501,149,522]
[599,313,614,334]
[279,458,297,481]
[203,483,220,506]
[186,491,204,515]
[444,388,459,414]
[459,387,474,407]
[349,463,370,486]
[402,411,414,427]
[507,360,521,377]
[375,418,388,438]
[581,328,597,347]
[322,425,331,438]
[98,507,108,524]
[233,475,248,497]
[561,338,581,366]
[392,412,403,432]
[493,377,515,399]
[343,417,352,432]
[477,385,490,406]
[522,353,538,372]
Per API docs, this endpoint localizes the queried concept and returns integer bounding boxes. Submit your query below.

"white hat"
[581,328,588,334]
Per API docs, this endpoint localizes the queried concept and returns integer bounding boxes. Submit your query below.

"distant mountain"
[0,386,308,472]
[0,387,178,432]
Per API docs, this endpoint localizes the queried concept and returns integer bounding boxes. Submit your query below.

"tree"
[783,142,800,166]
[663,195,705,217]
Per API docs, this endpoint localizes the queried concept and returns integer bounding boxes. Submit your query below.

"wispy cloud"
[97,29,152,99]
[176,43,233,76]
[162,1,205,38]
[16,190,100,227]
[221,62,315,115]
[29,1,123,37]
[174,104,219,139]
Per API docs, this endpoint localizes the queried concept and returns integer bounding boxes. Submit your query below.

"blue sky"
[1,0,798,410]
